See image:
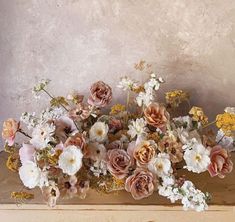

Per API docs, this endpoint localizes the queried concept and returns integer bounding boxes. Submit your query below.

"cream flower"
[127,118,147,139]
[183,141,210,173]
[89,122,109,142]
[19,161,41,189]
[117,77,138,91]
[136,91,153,107]
[58,146,83,176]
[148,153,172,177]
[30,123,55,149]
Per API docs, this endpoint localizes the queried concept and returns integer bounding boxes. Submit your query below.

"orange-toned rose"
[88,81,112,107]
[208,145,233,178]
[144,103,169,131]
[2,118,19,146]
[64,132,87,155]
[125,168,157,200]
[128,140,156,167]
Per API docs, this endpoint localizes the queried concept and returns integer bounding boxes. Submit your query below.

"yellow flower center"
[96,129,103,136]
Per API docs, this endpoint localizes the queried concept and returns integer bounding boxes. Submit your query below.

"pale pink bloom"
[19,143,35,164]
[2,118,19,146]
[208,145,233,178]
[54,116,78,143]
[88,81,112,107]
[108,118,122,133]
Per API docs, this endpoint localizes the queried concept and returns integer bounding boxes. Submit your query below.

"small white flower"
[183,141,210,173]
[224,107,235,114]
[173,116,193,130]
[30,123,55,149]
[144,78,160,92]
[148,153,172,177]
[89,122,109,142]
[117,77,138,91]
[19,161,41,189]
[136,91,153,107]
[58,145,83,176]
[216,130,235,152]
[90,160,107,177]
[20,112,38,129]
[127,118,147,139]
[32,79,51,99]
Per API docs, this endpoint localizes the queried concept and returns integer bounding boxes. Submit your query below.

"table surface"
[0,151,235,206]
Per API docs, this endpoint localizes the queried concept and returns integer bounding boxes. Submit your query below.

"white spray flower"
[127,118,147,139]
[117,77,138,91]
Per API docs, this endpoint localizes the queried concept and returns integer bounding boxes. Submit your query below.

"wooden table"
[0,152,235,222]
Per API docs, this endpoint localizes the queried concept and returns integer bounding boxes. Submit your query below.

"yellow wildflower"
[110,104,126,115]
[11,192,34,200]
[189,106,208,125]
[132,85,145,93]
[165,90,189,108]
[216,112,235,136]
[6,153,20,172]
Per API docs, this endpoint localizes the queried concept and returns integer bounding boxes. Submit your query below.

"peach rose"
[144,103,169,131]
[88,81,112,107]
[107,148,132,179]
[125,168,156,200]
[64,132,87,155]
[208,145,233,178]
[128,140,156,167]
[2,118,19,146]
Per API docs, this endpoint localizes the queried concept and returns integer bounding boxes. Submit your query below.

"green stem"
[202,120,216,129]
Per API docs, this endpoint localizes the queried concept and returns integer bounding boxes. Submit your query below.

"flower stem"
[202,120,216,129]
[18,129,32,139]
[42,88,80,131]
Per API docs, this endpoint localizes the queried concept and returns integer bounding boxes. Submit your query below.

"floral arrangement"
[2,63,235,211]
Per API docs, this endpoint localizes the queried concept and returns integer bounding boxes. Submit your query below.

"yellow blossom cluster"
[216,113,235,135]
[189,106,208,125]
[11,192,34,200]
[110,104,126,115]
[165,90,189,108]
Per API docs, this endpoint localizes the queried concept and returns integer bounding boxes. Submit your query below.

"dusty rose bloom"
[58,175,78,199]
[107,148,132,179]
[108,118,122,133]
[106,140,123,150]
[158,136,183,163]
[54,116,77,143]
[144,103,169,131]
[68,103,91,121]
[42,182,60,207]
[2,118,19,146]
[208,145,233,178]
[64,132,87,155]
[125,168,157,200]
[88,81,112,107]
[128,140,156,167]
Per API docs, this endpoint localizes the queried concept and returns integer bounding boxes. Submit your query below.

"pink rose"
[68,103,91,121]
[208,145,233,178]
[88,81,112,107]
[108,118,122,133]
[2,118,19,146]
[19,143,35,164]
[107,148,132,179]
[125,168,157,200]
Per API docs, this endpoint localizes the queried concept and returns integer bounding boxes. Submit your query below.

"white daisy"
[89,122,109,142]
[127,118,147,139]
[136,91,153,107]
[58,145,83,176]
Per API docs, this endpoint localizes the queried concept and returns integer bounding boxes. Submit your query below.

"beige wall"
[0,0,235,150]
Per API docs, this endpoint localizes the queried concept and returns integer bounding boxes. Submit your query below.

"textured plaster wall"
[0,0,235,149]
